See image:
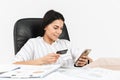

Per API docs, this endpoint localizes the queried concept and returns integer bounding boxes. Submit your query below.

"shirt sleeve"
[13,39,34,62]
[55,40,74,67]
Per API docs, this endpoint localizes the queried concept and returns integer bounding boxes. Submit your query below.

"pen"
[11,67,21,71]
[0,67,21,75]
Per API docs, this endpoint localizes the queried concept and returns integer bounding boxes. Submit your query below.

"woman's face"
[43,19,64,44]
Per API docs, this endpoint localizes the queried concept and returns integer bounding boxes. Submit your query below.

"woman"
[13,10,92,67]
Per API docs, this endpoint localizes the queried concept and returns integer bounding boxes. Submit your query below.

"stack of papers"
[0,64,61,78]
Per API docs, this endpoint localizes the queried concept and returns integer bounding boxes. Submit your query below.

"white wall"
[0,0,120,64]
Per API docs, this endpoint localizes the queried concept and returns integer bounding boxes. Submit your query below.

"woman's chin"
[53,38,58,41]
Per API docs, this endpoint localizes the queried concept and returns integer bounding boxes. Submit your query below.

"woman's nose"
[57,29,62,34]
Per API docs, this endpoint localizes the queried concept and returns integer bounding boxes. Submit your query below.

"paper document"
[0,64,61,78]
[58,67,120,80]
[0,64,20,74]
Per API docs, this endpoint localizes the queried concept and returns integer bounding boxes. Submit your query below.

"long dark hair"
[41,10,65,36]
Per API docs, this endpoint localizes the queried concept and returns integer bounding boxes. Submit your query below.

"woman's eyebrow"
[55,25,59,27]
[54,25,63,29]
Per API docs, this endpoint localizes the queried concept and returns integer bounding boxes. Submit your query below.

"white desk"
[0,58,120,80]
[2,66,119,80]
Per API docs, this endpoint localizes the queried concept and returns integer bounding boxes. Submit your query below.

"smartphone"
[79,49,91,57]
[74,49,91,66]
[56,49,68,54]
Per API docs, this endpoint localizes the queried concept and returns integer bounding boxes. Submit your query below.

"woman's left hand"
[75,56,92,67]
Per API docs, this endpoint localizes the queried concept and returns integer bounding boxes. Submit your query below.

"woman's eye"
[53,26,63,30]
[53,26,58,29]
[54,27,58,29]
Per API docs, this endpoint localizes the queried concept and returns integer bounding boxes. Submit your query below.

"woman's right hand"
[40,53,60,65]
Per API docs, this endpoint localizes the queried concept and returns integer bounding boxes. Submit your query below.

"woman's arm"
[13,53,60,65]
[13,58,44,65]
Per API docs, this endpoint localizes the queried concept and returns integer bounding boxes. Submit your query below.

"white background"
[0,0,120,64]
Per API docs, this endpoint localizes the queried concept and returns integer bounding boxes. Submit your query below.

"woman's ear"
[44,27,46,31]
[44,28,46,31]
[44,26,47,31]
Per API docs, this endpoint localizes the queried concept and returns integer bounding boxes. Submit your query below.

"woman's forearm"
[13,58,44,65]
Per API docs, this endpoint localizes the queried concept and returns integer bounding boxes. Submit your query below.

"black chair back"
[14,18,70,54]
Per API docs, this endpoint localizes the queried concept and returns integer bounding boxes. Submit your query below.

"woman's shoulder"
[27,36,42,43]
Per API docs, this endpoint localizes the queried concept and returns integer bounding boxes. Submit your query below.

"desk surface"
[0,58,120,80]
[1,66,120,80]
[86,57,120,70]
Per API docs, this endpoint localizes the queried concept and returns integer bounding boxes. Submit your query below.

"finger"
[50,58,58,63]
[76,61,87,66]
[47,54,59,59]
[80,56,88,59]
[77,60,87,63]
[55,54,60,57]
[79,58,88,61]
[77,59,88,65]
[82,56,93,63]
[46,58,57,64]
[76,62,85,67]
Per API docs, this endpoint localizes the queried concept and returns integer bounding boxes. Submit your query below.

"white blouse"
[13,36,81,67]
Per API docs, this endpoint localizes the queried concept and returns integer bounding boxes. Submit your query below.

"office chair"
[14,18,70,55]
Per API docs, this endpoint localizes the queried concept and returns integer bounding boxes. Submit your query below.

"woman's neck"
[43,36,54,45]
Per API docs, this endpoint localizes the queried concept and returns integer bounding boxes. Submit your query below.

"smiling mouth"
[54,34,59,38]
